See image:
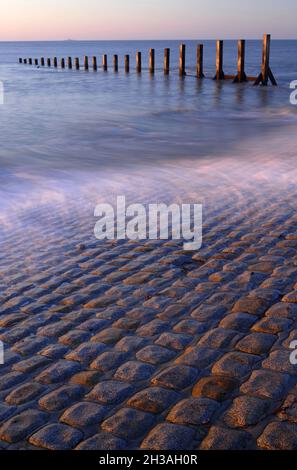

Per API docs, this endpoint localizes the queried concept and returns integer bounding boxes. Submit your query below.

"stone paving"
[1,154,297,450]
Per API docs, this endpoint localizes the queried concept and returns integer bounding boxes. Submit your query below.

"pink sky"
[1,0,296,41]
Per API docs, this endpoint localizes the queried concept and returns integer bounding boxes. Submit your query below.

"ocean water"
[0,40,296,229]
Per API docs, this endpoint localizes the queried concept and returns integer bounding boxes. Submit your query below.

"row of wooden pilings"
[19,34,277,86]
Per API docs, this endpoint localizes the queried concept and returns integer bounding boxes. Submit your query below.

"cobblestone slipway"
[1,152,297,450]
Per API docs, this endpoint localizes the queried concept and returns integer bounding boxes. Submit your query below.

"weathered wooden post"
[149,49,155,74]
[261,34,270,85]
[53,57,57,68]
[214,40,225,80]
[19,58,22,64]
[29,58,32,65]
[234,40,247,83]
[113,55,118,72]
[92,56,97,71]
[68,57,72,69]
[136,52,142,73]
[75,58,80,70]
[47,58,51,67]
[254,34,277,86]
[102,54,108,71]
[61,58,65,69]
[84,56,89,71]
[197,44,205,78]
[125,55,130,72]
[164,48,170,75]
[179,44,186,76]
[34,59,39,66]
[24,58,27,64]
[41,57,45,66]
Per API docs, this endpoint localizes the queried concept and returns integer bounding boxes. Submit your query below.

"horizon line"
[0,37,297,42]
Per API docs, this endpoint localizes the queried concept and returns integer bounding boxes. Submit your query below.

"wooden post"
[24,58,27,64]
[84,56,89,71]
[61,58,65,69]
[214,40,224,80]
[136,52,142,73]
[92,56,97,71]
[47,58,51,67]
[179,44,186,76]
[53,57,57,68]
[102,54,108,71]
[234,40,247,83]
[164,48,170,75]
[19,58,22,64]
[29,58,32,65]
[262,34,270,85]
[113,55,118,72]
[41,57,45,66]
[196,44,205,78]
[75,58,80,70]
[254,34,277,86]
[125,55,130,72]
[68,57,72,69]
[34,59,39,66]
[149,48,155,74]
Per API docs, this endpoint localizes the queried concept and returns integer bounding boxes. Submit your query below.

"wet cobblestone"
[2,176,297,451]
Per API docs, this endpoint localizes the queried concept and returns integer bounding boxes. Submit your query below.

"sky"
[1,0,296,41]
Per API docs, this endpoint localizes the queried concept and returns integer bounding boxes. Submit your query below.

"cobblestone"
[141,423,196,450]
[76,432,127,450]
[38,385,85,411]
[265,302,297,319]
[36,360,81,384]
[70,370,102,387]
[114,361,155,382]
[167,397,220,425]
[198,328,242,350]
[12,356,50,374]
[176,347,222,370]
[0,404,17,422]
[232,297,270,316]
[0,409,48,443]
[3,184,297,450]
[219,313,256,332]
[155,332,192,351]
[86,381,134,405]
[65,342,107,365]
[5,382,45,406]
[136,345,176,365]
[29,423,83,450]
[151,365,199,391]
[223,396,272,428]
[102,408,155,440]
[200,426,254,450]
[192,375,238,402]
[0,372,25,392]
[235,332,276,355]
[252,317,292,334]
[212,352,259,378]
[262,349,297,375]
[127,387,180,414]
[60,402,109,428]
[91,327,124,345]
[115,336,147,352]
[257,422,297,450]
[90,351,128,372]
[240,370,291,400]
[137,320,169,338]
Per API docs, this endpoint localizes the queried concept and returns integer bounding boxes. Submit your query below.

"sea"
[0,40,296,234]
